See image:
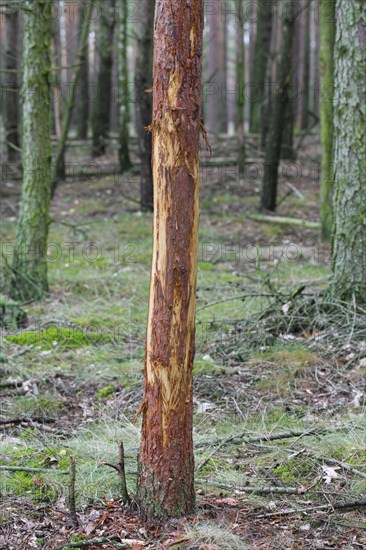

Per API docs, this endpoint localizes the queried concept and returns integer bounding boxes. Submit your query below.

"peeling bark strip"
[137,0,204,518]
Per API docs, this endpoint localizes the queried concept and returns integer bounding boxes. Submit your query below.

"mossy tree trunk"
[51,0,95,194]
[136,0,204,518]
[319,0,335,242]
[330,0,366,303]
[76,0,90,140]
[10,0,52,302]
[134,0,155,211]
[118,0,131,173]
[249,0,273,134]
[4,6,20,162]
[92,0,116,157]
[260,1,295,211]
[236,0,245,173]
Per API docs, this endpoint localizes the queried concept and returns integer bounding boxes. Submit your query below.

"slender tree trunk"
[76,0,90,139]
[250,0,273,134]
[134,0,155,211]
[319,0,335,242]
[92,0,116,157]
[4,7,20,162]
[260,1,295,211]
[301,1,311,129]
[52,0,95,193]
[10,0,52,302]
[330,0,366,303]
[206,7,220,134]
[118,0,131,172]
[236,0,245,172]
[220,10,228,134]
[137,0,204,518]
[52,12,62,138]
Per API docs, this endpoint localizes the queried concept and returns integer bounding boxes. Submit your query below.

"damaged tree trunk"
[136,0,204,518]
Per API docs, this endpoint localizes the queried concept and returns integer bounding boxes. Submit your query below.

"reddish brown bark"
[136,0,204,519]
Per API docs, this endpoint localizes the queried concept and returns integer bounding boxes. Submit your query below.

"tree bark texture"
[330,0,366,303]
[10,0,52,302]
[136,0,204,518]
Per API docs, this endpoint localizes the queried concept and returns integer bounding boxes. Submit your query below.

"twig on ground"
[196,479,306,495]
[0,465,68,474]
[0,416,56,427]
[53,537,131,549]
[67,456,79,527]
[317,457,366,480]
[255,499,366,519]
[99,441,130,504]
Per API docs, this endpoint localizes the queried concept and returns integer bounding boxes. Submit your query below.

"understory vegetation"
[1,143,366,548]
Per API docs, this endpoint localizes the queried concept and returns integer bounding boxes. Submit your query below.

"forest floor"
[1,135,366,549]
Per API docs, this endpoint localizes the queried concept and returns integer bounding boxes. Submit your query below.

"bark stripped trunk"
[319,0,335,242]
[118,0,131,173]
[92,0,116,157]
[4,6,20,162]
[260,1,295,211]
[10,0,52,302]
[330,0,366,303]
[136,0,204,518]
[134,0,155,211]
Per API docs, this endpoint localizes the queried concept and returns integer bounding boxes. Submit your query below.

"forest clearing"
[1,0,366,548]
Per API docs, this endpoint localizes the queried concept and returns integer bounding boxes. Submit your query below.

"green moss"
[96,384,116,399]
[6,326,110,350]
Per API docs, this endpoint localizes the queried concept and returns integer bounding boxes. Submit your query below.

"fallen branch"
[196,479,306,495]
[0,416,56,426]
[0,465,68,474]
[318,457,366,480]
[53,537,131,549]
[67,456,79,527]
[247,213,320,230]
[255,499,366,519]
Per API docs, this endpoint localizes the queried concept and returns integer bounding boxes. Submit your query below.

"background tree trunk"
[319,0,335,242]
[137,0,204,518]
[118,0,131,173]
[206,7,220,134]
[301,1,311,130]
[260,1,295,211]
[92,0,116,157]
[52,0,95,193]
[134,0,155,211]
[4,7,20,162]
[236,0,245,172]
[330,0,366,303]
[10,0,52,302]
[76,0,90,139]
[250,0,273,134]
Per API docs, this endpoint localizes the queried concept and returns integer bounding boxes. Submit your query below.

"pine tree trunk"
[206,8,220,134]
[92,0,116,157]
[52,9,62,138]
[249,0,273,134]
[136,0,204,518]
[4,7,20,162]
[118,0,131,173]
[76,0,90,140]
[330,0,366,303]
[260,1,295,211]
[319,0,335,242]
[134,0,155,211]
[301,1,311,130]
[10,0,52,302]
[236,0,245,172]
[52,0,95,193]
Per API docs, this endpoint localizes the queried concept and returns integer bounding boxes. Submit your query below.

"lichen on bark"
[330,0,366,303]
[10,0,52,302]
